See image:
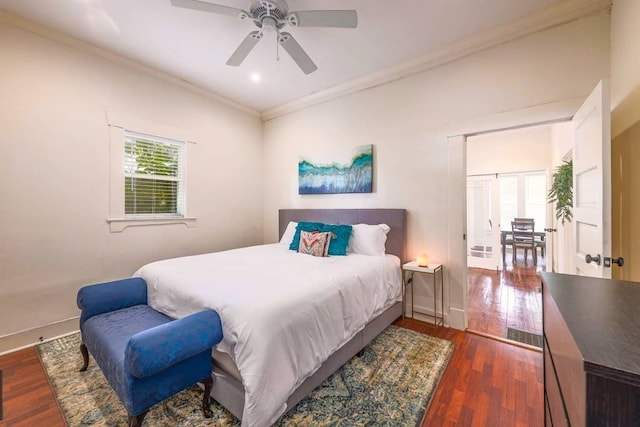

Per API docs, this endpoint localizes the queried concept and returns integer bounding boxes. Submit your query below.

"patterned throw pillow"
[289,222,324,251]
[298,230,334,257]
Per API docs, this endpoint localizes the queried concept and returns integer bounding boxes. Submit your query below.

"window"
[498,172,547,230]
[499,175,518,230]
[106,112,195,232]
[524,174,546,230]
[124,131,185,217]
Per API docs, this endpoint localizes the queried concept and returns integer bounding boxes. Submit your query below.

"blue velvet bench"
[77,278,223,427]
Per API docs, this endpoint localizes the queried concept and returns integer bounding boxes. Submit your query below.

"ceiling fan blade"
[278,32,318,75]
[227,31,263,66]
[170,0,244,18]
[288,10,358,28]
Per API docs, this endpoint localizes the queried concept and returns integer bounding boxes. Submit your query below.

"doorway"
[465,124,555,346]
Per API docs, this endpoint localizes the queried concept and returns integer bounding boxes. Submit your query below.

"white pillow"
[347,223,390,256]
[279,221,298,246]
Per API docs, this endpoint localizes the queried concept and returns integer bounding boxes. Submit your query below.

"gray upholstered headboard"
[279,209,407,262]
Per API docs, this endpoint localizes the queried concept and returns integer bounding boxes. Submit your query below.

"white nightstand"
[402,261,444,327]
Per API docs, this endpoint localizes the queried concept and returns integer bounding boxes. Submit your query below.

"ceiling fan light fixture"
[261,16,278,32]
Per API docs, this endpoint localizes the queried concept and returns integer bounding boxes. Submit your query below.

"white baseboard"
[0,317,79,355]
[410,304,449,328]
[447,308,466,331]
[408,303,466,331]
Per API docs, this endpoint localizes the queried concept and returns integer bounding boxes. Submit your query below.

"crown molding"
[0,10,261,118]
[261,0,612,122]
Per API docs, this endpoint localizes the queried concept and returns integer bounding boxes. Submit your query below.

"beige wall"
[0,9,614,350]
[611,0,640,280]
[262,12,610,329]
[611,0,640,121]
[0,21,263,351]
[467,125,552,176]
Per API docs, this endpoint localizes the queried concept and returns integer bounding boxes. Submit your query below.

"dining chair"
[514,218,546,258]
[535,234,546,258]
[513,217,535,224]
[511,220,537,265]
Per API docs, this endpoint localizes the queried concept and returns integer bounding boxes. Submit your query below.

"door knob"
[585,254,601,265]
[603,257,624,267]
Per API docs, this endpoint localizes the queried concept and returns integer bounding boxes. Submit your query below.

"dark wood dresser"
[541,272,640,426]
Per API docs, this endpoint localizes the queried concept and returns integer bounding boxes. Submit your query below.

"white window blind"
[124,130,185,217]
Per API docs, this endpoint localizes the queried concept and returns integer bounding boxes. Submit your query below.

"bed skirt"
[210,300,402,420]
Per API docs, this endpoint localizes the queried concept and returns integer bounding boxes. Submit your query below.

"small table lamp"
[416,253,429,267]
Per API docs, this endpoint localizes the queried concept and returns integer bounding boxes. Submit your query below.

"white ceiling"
[0,0,568,112]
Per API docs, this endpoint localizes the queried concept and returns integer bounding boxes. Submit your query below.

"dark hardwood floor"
[467,250,544,341]
[396,318,543,427]
[0,347,65,426]
[0,319,543,426]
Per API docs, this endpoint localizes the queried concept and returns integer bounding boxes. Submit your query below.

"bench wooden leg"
[128,411,148,427]
[79,343,89,372]
[202,376,213,418]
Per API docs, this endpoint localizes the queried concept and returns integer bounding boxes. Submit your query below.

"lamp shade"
[417,253,429,267]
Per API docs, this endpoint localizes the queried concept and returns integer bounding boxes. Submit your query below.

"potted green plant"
[548,160,573,224]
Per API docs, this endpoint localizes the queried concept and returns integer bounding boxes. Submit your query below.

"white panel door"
[467,175,501,270]
[573,80,611,278]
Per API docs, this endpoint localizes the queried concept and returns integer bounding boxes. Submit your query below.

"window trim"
[106,112,197,233]
[124,130,185,218]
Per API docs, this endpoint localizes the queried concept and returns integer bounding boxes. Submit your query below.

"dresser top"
[541,272,640,384]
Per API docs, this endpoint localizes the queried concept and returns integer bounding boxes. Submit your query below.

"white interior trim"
[447,308,467,331]
[448,97,590,333]
[105,111,196,144]
[0,317,79,356]
[106,112,197,232]
[447,97,583,137]
[261,0,611,121]
[107,217,197,232]
[0,10,260,118]
[0,1,609,121]
[447,135,468,331]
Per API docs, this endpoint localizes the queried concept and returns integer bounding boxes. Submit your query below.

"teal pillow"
[321,224,352,256]
[289,222,324,251]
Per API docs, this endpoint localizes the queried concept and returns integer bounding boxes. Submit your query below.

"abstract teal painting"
[299,145,373,194]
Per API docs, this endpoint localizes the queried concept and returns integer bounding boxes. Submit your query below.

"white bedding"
[134,243,401,427]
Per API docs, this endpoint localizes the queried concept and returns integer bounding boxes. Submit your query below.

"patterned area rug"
[38,326,453,426]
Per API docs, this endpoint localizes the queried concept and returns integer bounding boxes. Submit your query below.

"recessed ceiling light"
[250,73,261,83]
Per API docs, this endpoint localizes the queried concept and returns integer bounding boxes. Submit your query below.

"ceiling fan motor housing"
[250,0,289,29]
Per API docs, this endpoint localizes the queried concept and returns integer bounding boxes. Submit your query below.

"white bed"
[134,208,407,426]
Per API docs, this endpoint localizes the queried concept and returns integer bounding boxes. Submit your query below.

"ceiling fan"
[170,0,358,74]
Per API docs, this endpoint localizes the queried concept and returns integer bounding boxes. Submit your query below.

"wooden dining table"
[501,230,546,264]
